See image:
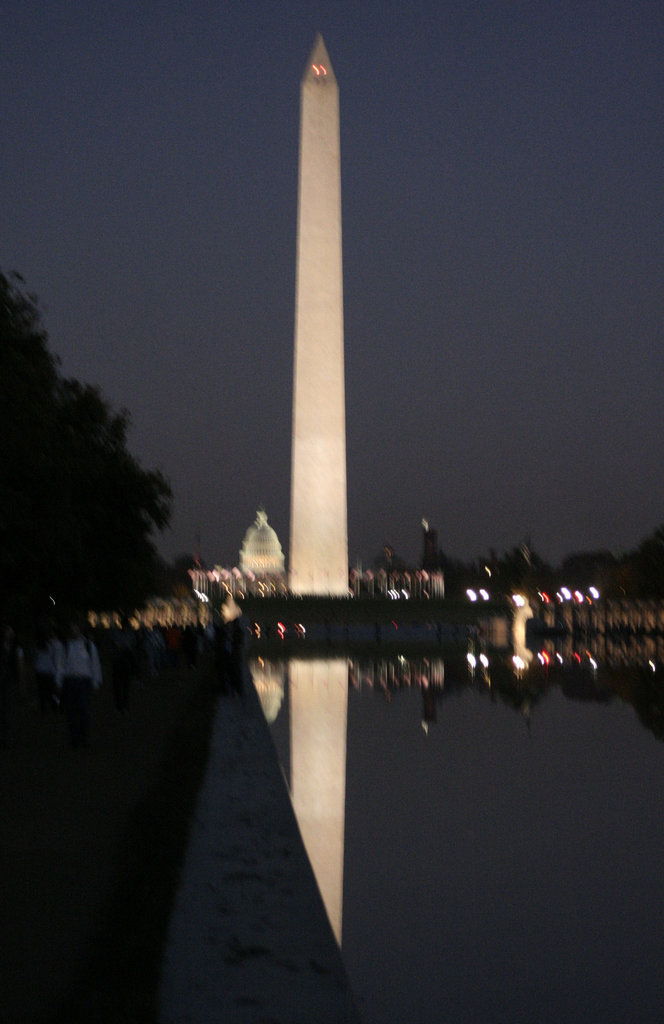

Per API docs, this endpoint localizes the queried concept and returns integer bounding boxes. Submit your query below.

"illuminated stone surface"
[290,35,348,595]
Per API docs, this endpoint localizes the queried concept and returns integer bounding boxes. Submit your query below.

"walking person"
[222,596,248,701]
[57,620,102,748]
[33,623,62,713]
[0,624,24,747]
[164,623,182,669]
[145,625,166,676]
[110,621,137,713]
[182,624,199,670]
[213,612,231,696]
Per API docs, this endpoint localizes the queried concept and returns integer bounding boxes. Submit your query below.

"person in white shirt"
[57,619,102,748]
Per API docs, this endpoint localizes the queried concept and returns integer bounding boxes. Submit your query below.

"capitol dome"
[239,508,285,576]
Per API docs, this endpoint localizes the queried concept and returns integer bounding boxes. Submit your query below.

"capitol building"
[189,508,288,603]
[238,508,285,577]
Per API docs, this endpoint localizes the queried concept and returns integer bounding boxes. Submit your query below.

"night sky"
[4,1,662,570]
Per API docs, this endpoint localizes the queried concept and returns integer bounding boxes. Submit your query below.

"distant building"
[421,519,441,572]
[239,508,285,576]
[559,550,618,590]
[188,509,287,604]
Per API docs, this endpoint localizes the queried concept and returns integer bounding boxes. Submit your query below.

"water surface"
[259,652,664,1024]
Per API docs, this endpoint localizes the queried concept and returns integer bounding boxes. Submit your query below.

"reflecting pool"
[253,647,664,1024]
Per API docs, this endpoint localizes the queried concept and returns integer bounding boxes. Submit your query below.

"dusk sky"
[4,1,662,570]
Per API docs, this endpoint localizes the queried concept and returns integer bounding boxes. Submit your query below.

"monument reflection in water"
[289,659,348,943]
[251,654,443,946]
[251,656,348,943]
[253,642,664,1024]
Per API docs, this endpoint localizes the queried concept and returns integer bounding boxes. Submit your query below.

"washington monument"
[289,34,348,595]
[288,35,350,946]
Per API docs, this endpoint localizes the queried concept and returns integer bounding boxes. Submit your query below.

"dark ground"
[0,655,218,1024]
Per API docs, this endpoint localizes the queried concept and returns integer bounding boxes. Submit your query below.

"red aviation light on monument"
[312,63,327,77]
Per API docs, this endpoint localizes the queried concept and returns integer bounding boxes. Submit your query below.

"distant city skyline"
[4,2,662,570]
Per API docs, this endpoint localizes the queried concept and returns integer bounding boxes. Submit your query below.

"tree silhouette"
[0,270,172,624]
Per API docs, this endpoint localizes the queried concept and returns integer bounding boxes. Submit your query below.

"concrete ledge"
[159,678,361,1023]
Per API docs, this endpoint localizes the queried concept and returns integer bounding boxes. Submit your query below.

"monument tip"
[303,32,335,84]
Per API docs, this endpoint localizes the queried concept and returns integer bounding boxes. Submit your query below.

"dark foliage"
[0,270,172,623]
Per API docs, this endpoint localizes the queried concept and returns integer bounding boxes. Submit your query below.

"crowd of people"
[0,598,249,750]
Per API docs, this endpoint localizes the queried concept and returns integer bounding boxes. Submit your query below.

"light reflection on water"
[253,646,664,1024]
